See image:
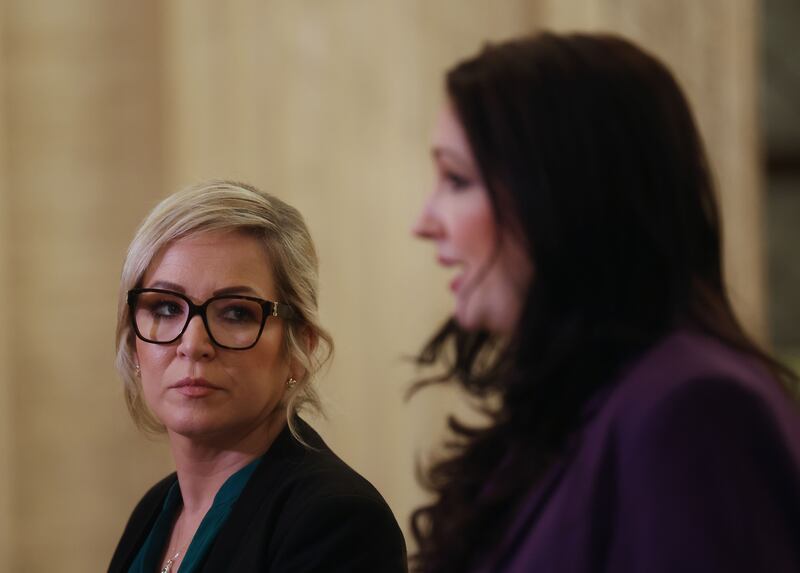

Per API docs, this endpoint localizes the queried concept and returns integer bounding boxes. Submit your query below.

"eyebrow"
[145,281,261,297]
[432,147,458,162]
[213,285,261,297]
[147,280,185,292]
[432,147,480,179]
[432,147,474,170]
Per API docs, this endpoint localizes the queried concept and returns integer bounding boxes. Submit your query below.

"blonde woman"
[108,181,406,572]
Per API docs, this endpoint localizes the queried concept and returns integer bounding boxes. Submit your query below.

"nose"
[177,315,215,360]
[412,196,443,240]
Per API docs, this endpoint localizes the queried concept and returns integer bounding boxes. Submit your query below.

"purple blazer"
[478,330,800,572]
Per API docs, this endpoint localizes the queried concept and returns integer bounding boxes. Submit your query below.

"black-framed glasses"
[127,288,297,350]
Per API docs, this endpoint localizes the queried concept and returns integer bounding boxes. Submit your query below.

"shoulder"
[603,329,800,443]
[276,420,404,535]
[274,419,397,508]
[590,330,800,571]
[600,330,800,493]
[230,420,407,571]
[272,484,407,572]
[493,332,800,572]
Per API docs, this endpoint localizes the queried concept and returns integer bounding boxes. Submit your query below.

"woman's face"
[413,104,532,334]
[134,230,292,443]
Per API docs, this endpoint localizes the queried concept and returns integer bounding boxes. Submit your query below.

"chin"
[453,307,483,332]
[455,306,513,335]
[161,410,230,439]
[163,407,282,444]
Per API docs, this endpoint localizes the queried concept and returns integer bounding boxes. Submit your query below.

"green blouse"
[128,457,260,573]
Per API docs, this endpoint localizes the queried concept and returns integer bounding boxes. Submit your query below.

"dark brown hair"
[411,31,796,572]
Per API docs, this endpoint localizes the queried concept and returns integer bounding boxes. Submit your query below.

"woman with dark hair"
[412,32,800,572]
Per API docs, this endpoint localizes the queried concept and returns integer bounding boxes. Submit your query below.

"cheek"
[135,341,173,377]
[487,243,533,327]
[238,335,289,385]
[454,204,495,260]
[135,341,161,364]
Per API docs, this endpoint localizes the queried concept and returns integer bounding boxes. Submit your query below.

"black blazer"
[108,419,408,572]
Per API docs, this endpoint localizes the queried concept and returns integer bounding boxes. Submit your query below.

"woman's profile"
[411,32,800,572]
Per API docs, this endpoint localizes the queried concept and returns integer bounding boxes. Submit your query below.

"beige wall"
[0,1,760,570]
[0,3,12,566]
[0,2,172,571]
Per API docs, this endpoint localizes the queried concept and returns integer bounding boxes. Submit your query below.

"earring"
[134,363,141,377]
[286,377,297,389]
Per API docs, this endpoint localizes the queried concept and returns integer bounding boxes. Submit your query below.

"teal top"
[128,457,261,573]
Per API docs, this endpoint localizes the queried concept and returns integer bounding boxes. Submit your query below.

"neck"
[167,411,287,514]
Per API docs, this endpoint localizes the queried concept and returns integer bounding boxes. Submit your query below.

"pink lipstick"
[171,377,219,398]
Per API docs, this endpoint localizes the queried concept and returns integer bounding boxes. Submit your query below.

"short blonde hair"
[115,180,333,437]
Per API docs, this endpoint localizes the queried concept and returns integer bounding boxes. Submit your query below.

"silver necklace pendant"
[161,551,180,573]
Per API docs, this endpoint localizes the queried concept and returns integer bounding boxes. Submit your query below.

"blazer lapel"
[200,418,323,571]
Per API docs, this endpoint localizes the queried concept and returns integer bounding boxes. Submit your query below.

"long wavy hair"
[410,32,796,572]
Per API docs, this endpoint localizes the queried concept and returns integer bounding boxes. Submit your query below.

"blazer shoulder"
[605,374,800,571]
[603,329,796,432]
[274,490,408,572]
[206,421,407,572]
[268,453,408,572]
[280,420,394,504]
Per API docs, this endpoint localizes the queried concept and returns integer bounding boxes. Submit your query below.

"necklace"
[161,551,181,573]
[161,511,187,573]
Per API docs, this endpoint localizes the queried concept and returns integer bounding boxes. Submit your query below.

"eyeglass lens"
[133,291,264,348]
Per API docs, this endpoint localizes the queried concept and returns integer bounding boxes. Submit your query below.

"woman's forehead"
[142,230,277,300]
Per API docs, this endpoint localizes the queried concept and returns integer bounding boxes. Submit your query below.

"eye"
[442,170,472,191]
[149,299,185,319]
[218,303,260,324]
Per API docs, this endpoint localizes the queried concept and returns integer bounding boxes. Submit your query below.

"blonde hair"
[115,180,333,438]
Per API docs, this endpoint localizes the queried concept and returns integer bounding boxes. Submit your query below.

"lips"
[437,255,466,293]
[436,254,459,267]
[170,377,221,398]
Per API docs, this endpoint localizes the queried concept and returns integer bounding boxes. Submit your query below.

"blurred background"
[0,0,796,570]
